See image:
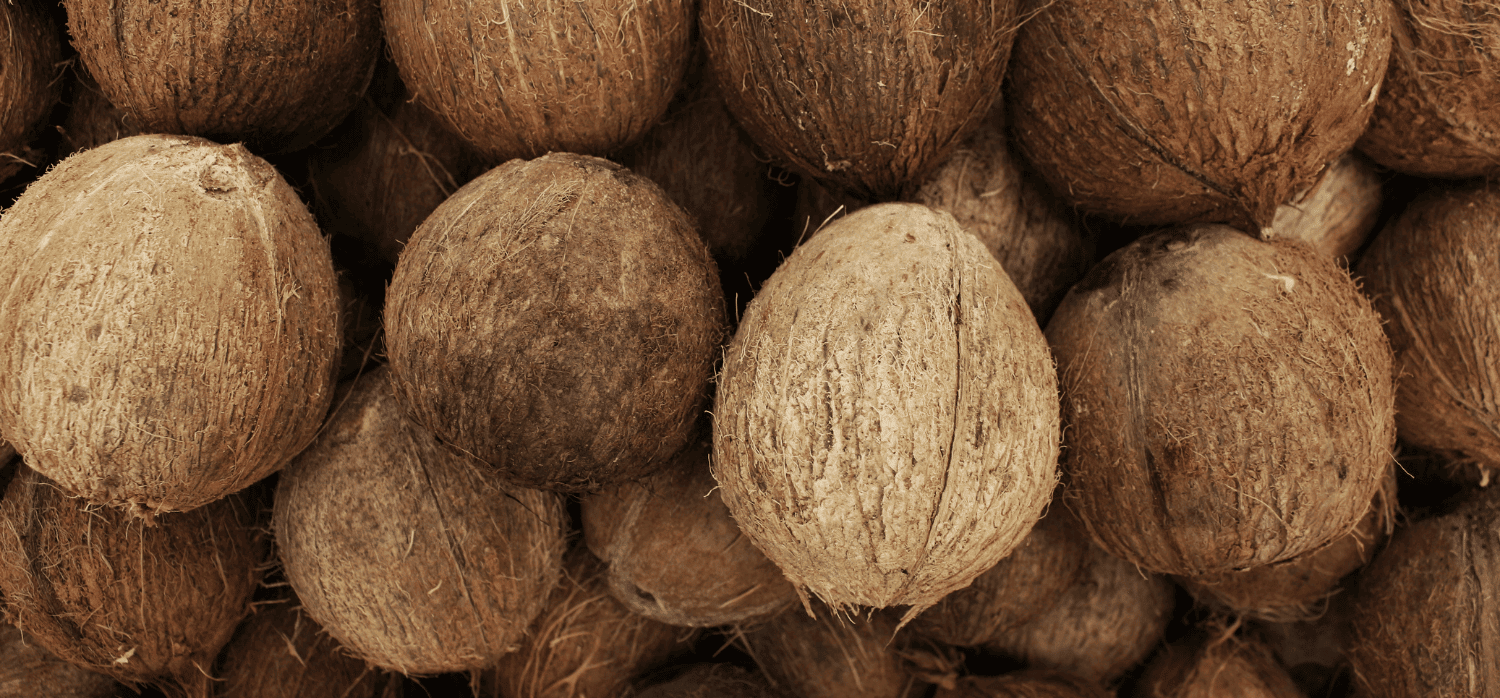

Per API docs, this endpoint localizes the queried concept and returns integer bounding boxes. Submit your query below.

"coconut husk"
[714,202,1060,619]
[1356,1,1500,177]
[335,273,384,382]
[214,597,400,698]
[1265,151,1385,260]
[740,603,926,698]
[700,0,1020,201]
[273,367,568,675]
[0,0,64,184]
[0,622,121,698]
[57,66,142,156]
[1008,0,1391,235]
[0,466,266,698]
[384,152,725,492]
[64,0,380,153]
[1046,225,1396,576]
[0,134,342,517]
[635,663,778,698]
[1134,632,1304,698]
[936,670,1112,698]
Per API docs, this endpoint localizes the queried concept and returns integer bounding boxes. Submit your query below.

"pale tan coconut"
[1135,633,1304,698]
[742,603,926,698]
[1266,151,1385,260]
[0,622,120,698]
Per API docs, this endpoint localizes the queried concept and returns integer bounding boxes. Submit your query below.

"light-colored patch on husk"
[1266,150,1385,260]
[713,202,1060,619]
[214,595,401,698]
[1135,632,1304,698]
[636,663,779,698]
[0,0,63,183]
[0,134,341,516]
[0,621,120,698]
[741,602,925,698]
[935,670,1113,698]
[384,152,725,492]
[1047,225,1396,575]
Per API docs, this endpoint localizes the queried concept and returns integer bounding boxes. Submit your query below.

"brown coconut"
[56,67,143,156]
[273,367,568,675]
[1008,0,1390,235]
[0,466,266,698]
[1047,225,1396,576]
[1266,151,1385,260]
[582,433,799,627]
[1357,2,1500,177]
[636,664,779,698]
[64,0,380,153]
[384,152,724,492]
[936,671,1113,698]
[480,548,695,698]
[0,622,120,698]
[0,134,341,516]
[713,202,1060,618]
[1357,182,1500,483]
[0,0,64,184]
[699,0,1020,201]
[1135,633,1304,698]
[742,603,925,698]
[214,597,401,698]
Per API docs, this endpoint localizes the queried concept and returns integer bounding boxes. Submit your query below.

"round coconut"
[1356,2,1500,177]
[0,134,341,516]
[0,466,266,698]
[1265,150,1385,260]
[1047,225,1396,576]
[935,671,1112,698]
[0,622,121,698]
[384,152,724,492]
[1008,0,1390,235]
[214,598,401,698]
[383,0,691,163]
[1135,633,1304,698]
[582,433,799,627]
[713,202,1059,618]
[0,0,64,184]
[480,548,694,698]
[273,367,568,675]
[63,0,380,154]
[742,603,925,698]
[57,67,143,156]
[699,0,1020,201]
[1357,182,1500,483]
[636,664,779,698]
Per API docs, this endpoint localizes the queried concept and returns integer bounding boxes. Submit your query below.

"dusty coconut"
[1008,0,1390,234]
[636,664,779,698]
[741,603,925,698]
[384,153,724,492]
[0,0,63,184]
[0,134,341,516]
[0,621,120,698]
[713,202,1059,618]
[214,595,402,698]
[1266,150,1385,260]
[1047,225,1395,576]
[1135,632,1304,698]
[936,671,1112,698]
[64,0,380,153]
[274,367,568,675]
[0,466,266,698]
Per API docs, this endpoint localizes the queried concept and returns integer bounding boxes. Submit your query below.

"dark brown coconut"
[1266,151,1385,260]
[1357,1,1500,177]
[0,134,341,516]
[0,0,64,184]
[1135,633,1304,698]
[384,153,724,492]
[1047,225,1396,576]
[214,597,401,698]
[0,466,266,698]
[713,202,1059,618]
[0,622,120,698]
[56,67,143,156]
[1009,0,1390,235]
[636,664,778,698]
[64,0,380,153]
[742,603,925,698]
[1357,182,1500,482]
[1249,595,1357,698]
[273,367,568,675]
[699,0,1020,200]
[582,433,799,627]
[935,671,1112,698]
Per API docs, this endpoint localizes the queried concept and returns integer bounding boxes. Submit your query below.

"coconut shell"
[1047,225,1396,576]
[1008,0,1391,235]
[1356,182,1500,481]
[0,466,266,698]
[0,622,120,698]
[214,598,400,698]
[1266,151,1385,260]
[743,603,925,698]
[0,0,64,184]
[56,68,143,156]
[64,0,381,153]
[699,0,1020,201]
[0,134,341,516]
[935,671,1112,698]
[713,202,1060,618]
[636,664,779,698]
[384,152,724,492]
[582,434,799,628]
[273,367,568,675]
[1135,634,1304,698]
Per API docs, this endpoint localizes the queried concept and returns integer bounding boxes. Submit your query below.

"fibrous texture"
[0,134,341,516]
[1047,225,1395,576]
[713,202,1059,619]
[1136,634,1304,698]
[0,0,63,183]
[214,598,399,698]
[743,604,923,698]
[1266,150,1385,260]
[935,671,1113,698]
[699,0,1020,200]
[385,153,724,492]
[1009,0,1391,234]
[0,622,120,698]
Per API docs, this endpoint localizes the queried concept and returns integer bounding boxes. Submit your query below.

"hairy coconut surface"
[1047,225,1395,576]
[1357,182,1500,482]
[1357,0,1500,177]
[1266,151,1385,260]
[1009,0,1390,234]
[57,68,143,156]
[64,0,380,153]
[714,202,1059,619]
[0,467,265,698]
[0,622,120,698]
[742,603,924,698]
[583,434,798,627]
[385,153,724,492]
[636,664,779,698]
[214,596,399,698]
[274,367,568,675]
[1135,633,1304,698]
[0,134,341,516]
[699,0,1020,200]
[936,671,1113,698]
[0,0,63,184]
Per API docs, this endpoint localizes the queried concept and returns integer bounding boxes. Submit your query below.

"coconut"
[1047,225,1396,576]
[699,0,1020,201]
[214,597,401,698]
[63,0,380,153]
[742,603,925,698]
[0,0,64,184]
[1135,633,1303,698]
[1357,2,1500,177]
[1250,594,1357,698]
[1008,0,1390,235]
[935,671,1112,698]
[636,664,779,698]
[713,202,1059,618]
[56,67,143,156]
[1266,151,1385,260]
[0,466,266,698]
[273,367,568,675]
[384,152,724,492]
[0,134,341,516]
[0,622,120,698]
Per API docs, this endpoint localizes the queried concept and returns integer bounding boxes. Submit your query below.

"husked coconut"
[214,597,401,698]
[742,603,925,698]
[0,622,120,698]
[1135,633,1303,698]
[0,0,63,184]
[1266,151,1385,260]
[936,671,1112,698]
